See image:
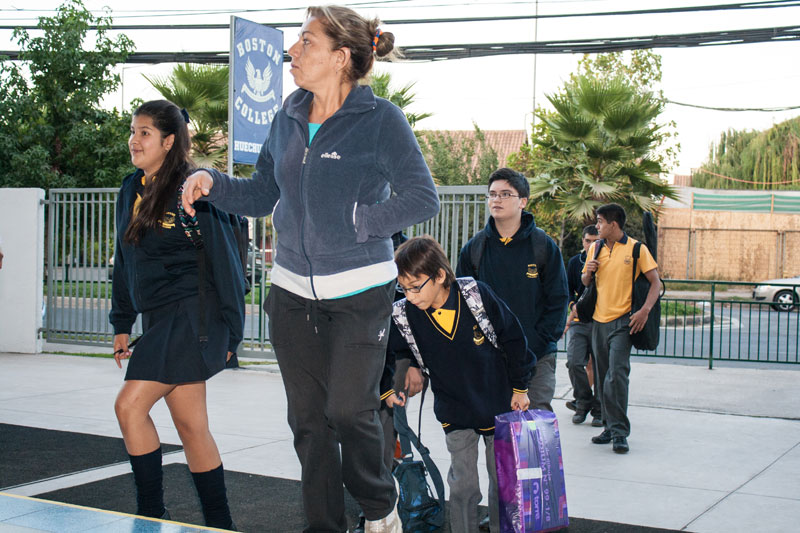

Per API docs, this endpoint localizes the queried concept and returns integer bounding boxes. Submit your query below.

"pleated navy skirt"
[125,291,230,384]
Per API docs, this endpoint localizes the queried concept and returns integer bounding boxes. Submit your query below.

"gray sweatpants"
[566,321,601,416]
[265,283,397,532]
[591,315,633,438]
[445,429,499,533]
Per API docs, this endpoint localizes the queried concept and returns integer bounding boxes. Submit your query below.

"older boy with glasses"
[457,168,569,414]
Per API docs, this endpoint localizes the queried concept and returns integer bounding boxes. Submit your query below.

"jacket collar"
[284,85,378,125]
[487,210,536,242]
[605,232,629,247]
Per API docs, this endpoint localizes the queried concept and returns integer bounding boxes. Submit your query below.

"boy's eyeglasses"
[396,276,432,294]
[485,192,520,200]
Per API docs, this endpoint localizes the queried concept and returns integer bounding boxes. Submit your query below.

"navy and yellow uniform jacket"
[456,211,569,359]
[386,280,535,435]
[109,169,245,352]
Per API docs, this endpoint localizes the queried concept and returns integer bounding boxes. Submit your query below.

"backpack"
[392,401,446,532]
[468,226,549,277]
[630,241,662,351]
[175,187,249,350]
[391,277,499,374]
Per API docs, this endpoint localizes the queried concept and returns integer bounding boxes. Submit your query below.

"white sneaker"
[365,477,402,533]
[364,505,401,533]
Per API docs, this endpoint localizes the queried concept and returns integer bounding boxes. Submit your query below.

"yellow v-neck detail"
[425,294,460,340]
[499,237,513,245]
[432,308,456,333]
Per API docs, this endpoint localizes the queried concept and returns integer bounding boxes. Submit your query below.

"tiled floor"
[0,493,218,532]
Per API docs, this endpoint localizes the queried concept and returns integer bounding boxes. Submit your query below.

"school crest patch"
[526,264,539,279]
[473,325,485,346]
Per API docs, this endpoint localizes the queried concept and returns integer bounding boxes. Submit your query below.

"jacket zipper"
[299,144,318,299]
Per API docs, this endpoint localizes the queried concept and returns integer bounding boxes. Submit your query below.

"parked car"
[753,276,800,311]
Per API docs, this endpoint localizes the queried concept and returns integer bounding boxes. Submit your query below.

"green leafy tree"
[529,77,678,240]
[0,0,135,189]
[368,71,432,128]
[417,126,499,185]
[693,117,800,189]
[510,50,679,247]
[145,64,230,169]
[367,71,496,185]
[571,50,680,171]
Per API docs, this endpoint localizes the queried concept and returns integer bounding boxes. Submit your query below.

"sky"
[3,0,800,177]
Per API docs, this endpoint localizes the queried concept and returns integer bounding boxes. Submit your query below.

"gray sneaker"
[364,506,401,533]
[365,478,402,533]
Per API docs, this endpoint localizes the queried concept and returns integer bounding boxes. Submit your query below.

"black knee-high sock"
[129,447,165,518]
[191,464,234,530]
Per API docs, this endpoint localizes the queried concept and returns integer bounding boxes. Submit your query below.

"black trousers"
[265,282,397,532]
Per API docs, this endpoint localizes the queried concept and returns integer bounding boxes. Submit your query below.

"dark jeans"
[265,282,397,532]
[591,315,633,438]
[566,321,601,416]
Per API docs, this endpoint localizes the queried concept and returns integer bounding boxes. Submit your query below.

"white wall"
[0,188,45,353]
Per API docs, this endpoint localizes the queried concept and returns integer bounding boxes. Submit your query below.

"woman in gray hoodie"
[181,5,439,532]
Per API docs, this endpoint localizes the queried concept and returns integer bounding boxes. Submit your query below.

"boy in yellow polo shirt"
[582,204,661,454]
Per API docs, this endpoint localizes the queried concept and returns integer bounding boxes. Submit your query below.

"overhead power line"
[694,169,799,185]
[667,100,800,112]
[3,24,800,63]
[2,0,800,27]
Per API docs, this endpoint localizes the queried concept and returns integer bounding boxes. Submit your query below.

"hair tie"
[372,29,382,53]
[180,108,190,123]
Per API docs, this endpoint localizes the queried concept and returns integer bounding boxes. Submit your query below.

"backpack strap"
[470,226,549,279]
[393,402,447,512]
[232,214,251,294]
[468,229,489,275]
[455,277,499,350]
[391,300,427,374]
[632,241,641,299]
[530,227,549,278]
[177,187,208,345]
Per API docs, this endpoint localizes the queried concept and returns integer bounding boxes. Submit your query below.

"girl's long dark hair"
[124,100,195,244]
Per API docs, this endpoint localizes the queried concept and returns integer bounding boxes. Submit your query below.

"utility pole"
[531,0,539,133]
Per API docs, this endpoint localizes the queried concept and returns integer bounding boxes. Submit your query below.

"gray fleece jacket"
[205,86,439,299]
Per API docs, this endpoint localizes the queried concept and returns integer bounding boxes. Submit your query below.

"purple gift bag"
[494,410,568,532]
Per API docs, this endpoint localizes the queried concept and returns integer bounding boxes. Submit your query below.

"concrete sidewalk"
[1,350,799,532]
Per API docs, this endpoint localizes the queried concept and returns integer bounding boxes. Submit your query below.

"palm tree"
[144,64,229,169]
[530,76,678,223]
[368,71,432,128]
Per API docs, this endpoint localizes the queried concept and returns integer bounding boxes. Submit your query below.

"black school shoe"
[565,400,577,411]
[572,411,589,424]
[613,436,630,454]
[591,429,612,444]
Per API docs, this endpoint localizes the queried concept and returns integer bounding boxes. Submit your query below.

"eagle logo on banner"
[242,58,275,103]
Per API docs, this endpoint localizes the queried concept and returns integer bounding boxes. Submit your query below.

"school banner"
[230,17,283,166]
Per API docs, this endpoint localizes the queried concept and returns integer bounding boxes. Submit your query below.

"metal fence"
[43,186,488,352]
[635,279,800,368]
[44,187,800,365]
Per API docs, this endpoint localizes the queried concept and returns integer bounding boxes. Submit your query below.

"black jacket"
[110,170,245,352]
[456,212,569,359]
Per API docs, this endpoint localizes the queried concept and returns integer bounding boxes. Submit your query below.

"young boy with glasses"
[385,236,535,533]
